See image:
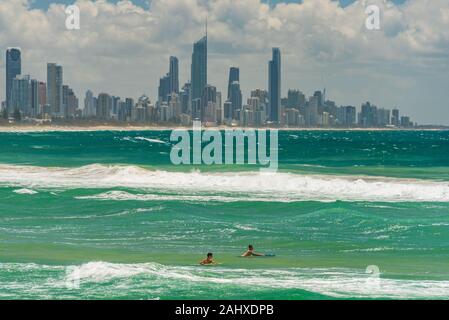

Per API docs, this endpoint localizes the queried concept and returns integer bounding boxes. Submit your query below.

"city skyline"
[1,0,448,124]
[2,43,416,129]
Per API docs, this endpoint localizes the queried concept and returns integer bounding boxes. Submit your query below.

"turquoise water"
[1,130,449,299]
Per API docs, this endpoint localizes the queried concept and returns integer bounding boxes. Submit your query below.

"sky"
[1,0,448,125]
[28,0,409,10]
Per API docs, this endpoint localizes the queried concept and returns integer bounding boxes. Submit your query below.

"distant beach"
[0,124,447,133]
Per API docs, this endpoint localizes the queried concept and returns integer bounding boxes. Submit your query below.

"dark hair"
[207,252,213,257]
[248,244,253,249]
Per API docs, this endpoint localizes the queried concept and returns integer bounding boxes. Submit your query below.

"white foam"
[134,137,167,144]
[64,261,449,299]
[122,136,168,144]
[0,164,448,202]
[2,261,449,299]
[75,190,281,203]
[13,188,38,195]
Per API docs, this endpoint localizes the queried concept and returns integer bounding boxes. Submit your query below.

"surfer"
[200,252,217,265]
[241,244,265,257]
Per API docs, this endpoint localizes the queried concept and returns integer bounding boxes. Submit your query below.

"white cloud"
[1,0,448,123]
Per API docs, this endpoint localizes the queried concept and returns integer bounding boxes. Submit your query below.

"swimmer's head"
[248,245,254,251]
[207,252,213,258]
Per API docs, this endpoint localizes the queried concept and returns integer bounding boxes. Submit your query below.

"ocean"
[1,129,449,299]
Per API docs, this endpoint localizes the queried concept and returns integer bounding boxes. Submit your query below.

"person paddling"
[200,252,217,265]
[241,244,265,257]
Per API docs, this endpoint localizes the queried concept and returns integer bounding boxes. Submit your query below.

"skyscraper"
[250,89,268,124]
[191,34,207,102]
[223,100,233,121]
[305,95,318,127]
[69,89,79,118]
[30,79,39,117]
[377,108,391,127]
[216,91,223,124]
[159,56,180,102]
[359,102,377,127]
[287,89,306,110]
[84,90,96,117]
[227,67,239,100]
[111,96,120,117]
[6,48,21,112]
[169,56,179,94]
[337,106,356,127]
[47,63,63,117]
[180,82,191,114]
[158,74,171,102]
[38,82,46,112]
[201,84,216,122]
[251,90,268,107]
[62,85,69,117]
[229,81,242,119]
[314,90,324,113]
[168,92,181,121]
[268,48,281,123]
[97,93,111,119]
[125,98,134,120]
[10,75,30,115]
[392,109,400,126]
[63,86,78,118]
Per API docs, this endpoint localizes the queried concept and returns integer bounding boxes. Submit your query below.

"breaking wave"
[13,188,38,195]
[1,164,449,202]
[2,261,449,299]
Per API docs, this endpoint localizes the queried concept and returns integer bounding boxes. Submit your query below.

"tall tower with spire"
[191,20,208,103]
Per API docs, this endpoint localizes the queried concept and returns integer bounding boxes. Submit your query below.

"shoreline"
[0,124,448,133]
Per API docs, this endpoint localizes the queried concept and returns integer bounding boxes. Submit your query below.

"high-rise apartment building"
[169,56,179,94]
[191,35,207,102]
[268,48,281,123]
[227,67,239,100]
[47,63,63,117]
[6,48,21,112]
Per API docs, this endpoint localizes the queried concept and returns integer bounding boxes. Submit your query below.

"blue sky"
[31,0,409,10]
